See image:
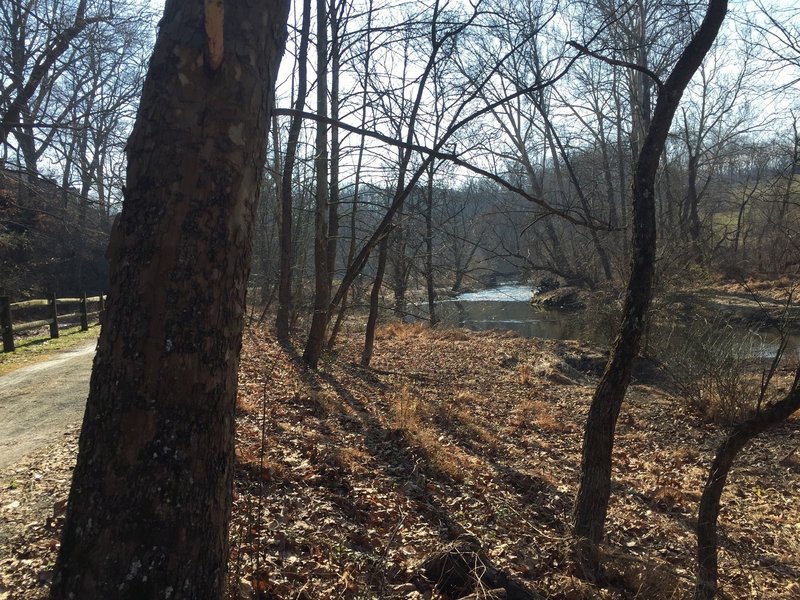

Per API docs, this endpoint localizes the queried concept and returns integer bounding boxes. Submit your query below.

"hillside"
[0,168,111,300]
[1,323,798,599]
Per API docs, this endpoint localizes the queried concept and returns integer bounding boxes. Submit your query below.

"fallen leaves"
[1,322,798,599]
[0,428,77,599]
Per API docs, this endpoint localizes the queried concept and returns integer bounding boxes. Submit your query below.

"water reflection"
[433,284,608,344]
[425,284,799,359]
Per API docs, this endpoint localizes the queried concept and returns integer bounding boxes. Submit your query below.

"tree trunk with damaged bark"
[571,0,728,576]
[50,0,289,597]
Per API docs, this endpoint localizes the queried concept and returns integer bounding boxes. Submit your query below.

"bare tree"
[0,0,114,166]
[696,332,800,600]
[275,0,313,342]
[571,0,728,576]
[304,0,332,367]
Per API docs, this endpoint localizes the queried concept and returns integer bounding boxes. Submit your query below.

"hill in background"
[0,169,111,300]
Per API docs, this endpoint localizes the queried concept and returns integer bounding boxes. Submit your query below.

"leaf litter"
[1,321,799,599]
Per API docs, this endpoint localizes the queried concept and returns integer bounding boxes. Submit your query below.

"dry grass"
[604,551,690,599]
[519,363,532,385]
[376,320,476,343]
[439,392,500,450]
[330,446,372,475]
[509,398,571,433]
[390,385,423,431]
[375,321,427,341]
[388,385,476,482]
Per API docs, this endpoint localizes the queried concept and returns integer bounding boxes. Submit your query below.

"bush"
[654,318,768,424]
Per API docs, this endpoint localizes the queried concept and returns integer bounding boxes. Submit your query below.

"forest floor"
[1,320,799,599]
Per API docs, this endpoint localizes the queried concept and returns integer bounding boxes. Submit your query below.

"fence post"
[79,293,89,331]
[48,293,60,339]
[98,293,105,314]
[1,297,14,352]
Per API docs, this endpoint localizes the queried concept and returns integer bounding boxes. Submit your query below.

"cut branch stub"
[205,0,225,71]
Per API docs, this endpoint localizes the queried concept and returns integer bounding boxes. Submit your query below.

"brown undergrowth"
[1,322,799,599]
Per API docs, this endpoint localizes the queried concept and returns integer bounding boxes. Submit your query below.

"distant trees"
[275,0,311,342]
[240,0,800,377]
[0,0,155,295]
[2,0,797,311]
[0,0,153,200]
[1,0,111,162]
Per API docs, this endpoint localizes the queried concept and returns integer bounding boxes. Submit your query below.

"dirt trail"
[0,343,95,469]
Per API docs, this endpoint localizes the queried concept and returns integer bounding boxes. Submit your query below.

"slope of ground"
[1,322,798,599]
[0,168,110,299]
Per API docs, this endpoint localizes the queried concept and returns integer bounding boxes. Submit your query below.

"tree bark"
[326,0,342,295]
[276,0,312,342]
[50,1,289,597]
[303,0,330,367]
[362,235,388,367]
[391,205,408,317]
[572,0,727,575]
[425,163,438,326]
[695,380,800,600]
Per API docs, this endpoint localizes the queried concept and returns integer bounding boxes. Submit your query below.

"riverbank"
[1,322,798,599]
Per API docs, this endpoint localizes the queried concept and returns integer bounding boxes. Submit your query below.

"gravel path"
[0,343,95,469]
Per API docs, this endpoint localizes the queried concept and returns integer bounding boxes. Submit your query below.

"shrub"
[654,318,768,424]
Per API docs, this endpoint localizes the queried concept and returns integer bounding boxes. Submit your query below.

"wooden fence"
[0,293,105,352]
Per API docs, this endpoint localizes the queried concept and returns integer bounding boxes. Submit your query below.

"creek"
[430,284,608,343]
[424,283,799,359]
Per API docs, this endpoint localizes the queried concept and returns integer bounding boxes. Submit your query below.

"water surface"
[433,284,609,343]
[426,284,799,359]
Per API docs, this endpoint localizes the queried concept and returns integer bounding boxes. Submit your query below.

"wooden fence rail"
[0,293,106,352]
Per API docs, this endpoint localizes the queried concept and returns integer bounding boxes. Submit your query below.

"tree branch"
[272,107,614,230]
[567,40,664,91]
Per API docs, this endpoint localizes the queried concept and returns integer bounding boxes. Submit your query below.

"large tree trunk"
[571,0,727,575]
[50,1,289,598]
